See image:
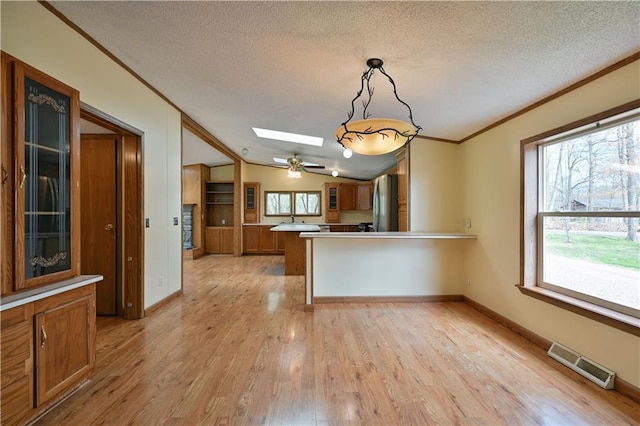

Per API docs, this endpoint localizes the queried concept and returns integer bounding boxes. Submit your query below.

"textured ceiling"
[50,1,640,180]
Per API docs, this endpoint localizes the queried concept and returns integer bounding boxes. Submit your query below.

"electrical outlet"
[463,218,472,229]
[173,217,179,226]
[158,277,164,287]
[145,218,150,228]
[465,278,471,286]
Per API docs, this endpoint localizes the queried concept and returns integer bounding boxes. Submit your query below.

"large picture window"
[522,103,640,322]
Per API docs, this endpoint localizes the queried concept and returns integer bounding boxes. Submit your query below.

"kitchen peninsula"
[300,232,477,310]
[270,224,320,275]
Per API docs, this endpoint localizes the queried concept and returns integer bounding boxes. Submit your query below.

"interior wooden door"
[81,135,118,315]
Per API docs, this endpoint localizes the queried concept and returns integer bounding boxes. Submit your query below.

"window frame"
[519,99,640,336]
[264,190,322,217]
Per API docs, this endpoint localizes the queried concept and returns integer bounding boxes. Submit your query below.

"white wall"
[409,140,464,232]
[242,163,373,224]
[2,1,183,308]
[461,61,640,387]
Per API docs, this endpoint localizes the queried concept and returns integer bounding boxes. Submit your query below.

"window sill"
[516,284,640,336]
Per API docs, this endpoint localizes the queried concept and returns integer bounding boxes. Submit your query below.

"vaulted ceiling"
[50,1,640,179]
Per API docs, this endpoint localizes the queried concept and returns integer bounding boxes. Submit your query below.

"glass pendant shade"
[336,118,419,155]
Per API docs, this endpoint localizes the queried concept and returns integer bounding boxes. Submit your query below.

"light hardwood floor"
[36,255,639,425]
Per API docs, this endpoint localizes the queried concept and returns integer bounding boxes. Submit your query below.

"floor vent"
[547,342,615,389]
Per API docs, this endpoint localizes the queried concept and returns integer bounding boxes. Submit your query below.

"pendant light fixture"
[336,58,421,156]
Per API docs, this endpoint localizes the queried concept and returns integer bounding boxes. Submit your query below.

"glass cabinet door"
[15,64,80,289]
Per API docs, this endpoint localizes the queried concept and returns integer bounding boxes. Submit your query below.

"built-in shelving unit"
[205,181,234,227]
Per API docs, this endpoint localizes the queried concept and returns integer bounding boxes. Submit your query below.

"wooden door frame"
[80,103,144,320]
[181,115,242,257]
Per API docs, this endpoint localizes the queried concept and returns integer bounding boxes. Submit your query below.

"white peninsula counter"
[299,232,477,311]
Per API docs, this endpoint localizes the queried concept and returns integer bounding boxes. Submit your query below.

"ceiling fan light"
[287,169,302,179]
[343,147,353,159]
[332,170,339,177]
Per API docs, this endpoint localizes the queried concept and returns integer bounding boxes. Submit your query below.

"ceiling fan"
[275,154,325,178]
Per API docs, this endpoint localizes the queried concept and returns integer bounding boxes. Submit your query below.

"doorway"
[80,105,144,319]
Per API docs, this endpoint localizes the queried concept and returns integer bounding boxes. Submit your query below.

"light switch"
[145,218,150,228]
[173,217,179,226]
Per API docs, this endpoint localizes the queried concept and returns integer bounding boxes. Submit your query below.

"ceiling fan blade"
[303,165,325,169]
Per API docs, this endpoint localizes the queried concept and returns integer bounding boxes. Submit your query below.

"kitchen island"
[299,232,477,311]
[270,224,320,275]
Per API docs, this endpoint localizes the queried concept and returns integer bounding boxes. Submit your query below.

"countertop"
[270,224,322,232]
[299,232,477,239]
[243,222,362,226]
[0,275,104,311]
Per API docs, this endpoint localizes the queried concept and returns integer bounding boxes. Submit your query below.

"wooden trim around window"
[516,285,639,337]
[520,100,640,336]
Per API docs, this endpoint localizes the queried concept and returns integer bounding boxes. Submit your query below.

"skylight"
[253,127,323,147]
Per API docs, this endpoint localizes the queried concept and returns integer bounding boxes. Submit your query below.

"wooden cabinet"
[0,304,34,426]
[2,55,81,293]
[339,183,357,211]
[242,226,260,253]
[206,181,234,227]
[205,227,233,254]
[357,183,373,210]
[395,147,408,231]
[330,225,359,233]
[242,225,282,254]
[324,183,340,223]
[0,284,96,425]
[243,182,260,223]
[34,287,95,406]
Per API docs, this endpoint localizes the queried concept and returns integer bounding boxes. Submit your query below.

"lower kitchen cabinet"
[205,227,234,254]
[243,225,283,254]
[0,284,96,425]
[330,225,359,232]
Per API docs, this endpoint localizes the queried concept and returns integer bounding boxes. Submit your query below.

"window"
[265,191,321,216]
[295,192,320,215]
[522,103,640,323]
[265,192,291,215]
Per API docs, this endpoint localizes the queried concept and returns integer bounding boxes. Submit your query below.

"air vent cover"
[548,342,615,389]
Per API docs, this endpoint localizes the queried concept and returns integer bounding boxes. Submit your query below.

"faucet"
[291,215,295,223]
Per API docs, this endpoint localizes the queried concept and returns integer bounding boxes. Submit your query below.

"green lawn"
[545,233,640,270]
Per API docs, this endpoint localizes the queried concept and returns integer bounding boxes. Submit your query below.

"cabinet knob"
[104,224,114,231]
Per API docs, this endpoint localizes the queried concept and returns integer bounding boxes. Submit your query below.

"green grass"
[545,233,640,270]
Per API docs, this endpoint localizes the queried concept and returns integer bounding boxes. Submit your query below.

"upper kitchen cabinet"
[324,183,340,223]
[356,183,373,211]
[7,59,80,291]
[339,183,357,211]
[243,182,260,223]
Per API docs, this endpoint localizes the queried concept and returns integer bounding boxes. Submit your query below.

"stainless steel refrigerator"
[372,174,398,232]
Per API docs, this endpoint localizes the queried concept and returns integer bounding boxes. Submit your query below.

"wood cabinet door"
[339,184,357,211]
[14,63,80,290]
[205,227,221,254]
[243,226,260,253]
[258,226,276,253]
[220,228,234,254]
[35,294,94,406]
[324,183,340,223]
[275,230,286,254]
[243,182,260,224]
[357,183,372,210]
[0,304,34,425]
